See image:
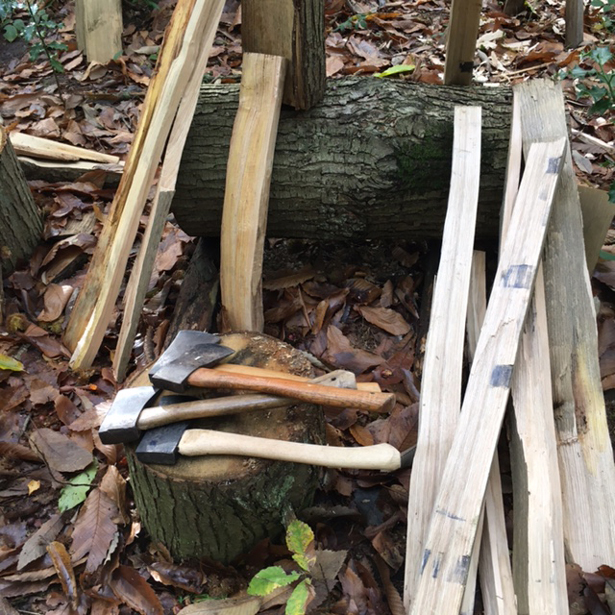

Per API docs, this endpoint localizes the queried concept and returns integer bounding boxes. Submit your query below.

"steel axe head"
[149,330,234,392]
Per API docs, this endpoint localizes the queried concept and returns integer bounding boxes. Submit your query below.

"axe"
[149,331,396,412]
[99,370,359,445]
[136,420,417,471]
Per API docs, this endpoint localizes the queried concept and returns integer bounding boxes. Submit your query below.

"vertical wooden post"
[565,0,584,48]
[444,0,483,85]
[242,0,324,109]
[75,0,123,64]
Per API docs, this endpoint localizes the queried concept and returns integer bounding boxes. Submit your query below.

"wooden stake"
[242,0,324,110]
[64,0,225,369]
[444,0,483,85]
[75,0,123,64]
[565,0,584,49]
[403,106,482,611]
[578,185,615,273]
[409,137,565,615]
[219,53,287,333]
[113,8,221,382]
[516,79,615,572]
[503,92,567,615]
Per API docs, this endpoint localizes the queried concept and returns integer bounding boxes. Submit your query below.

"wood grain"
[75,0,122,64]
[444,0,482,84]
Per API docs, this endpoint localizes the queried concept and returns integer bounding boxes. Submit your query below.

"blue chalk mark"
[547,156,561,174]
[502,264,533,289]
[491,364,513,388]
[421,549,431,574]
[432,552,443,579]
[435,507,466,522]
[448,555,472,584]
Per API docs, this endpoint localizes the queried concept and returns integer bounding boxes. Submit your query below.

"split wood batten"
[64,0,225,369]
[444,0,482,85]
[219,53,287,333]
[516,79,615,572]
[75,0,122,64]
[409,138,566,615]
[403,106,482,610]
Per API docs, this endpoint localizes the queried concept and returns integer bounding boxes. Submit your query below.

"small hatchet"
[136,420,417,471]
[99,370,358,445]
[149,331,396,412]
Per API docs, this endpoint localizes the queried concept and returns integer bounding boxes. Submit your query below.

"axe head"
[99,386,158,445]
[135,421,189,465]
[149,330,234,393]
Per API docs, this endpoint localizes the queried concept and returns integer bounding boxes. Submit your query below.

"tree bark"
[0,127,43,276]
[172,77,513,242]
[127,332,324,563]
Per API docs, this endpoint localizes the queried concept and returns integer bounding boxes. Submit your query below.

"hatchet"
[99,370,359,445]
[136,420,417,471]
[149,331,396,412]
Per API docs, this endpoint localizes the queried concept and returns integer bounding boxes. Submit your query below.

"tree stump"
[0,126,43,276]
[126,332,325,563]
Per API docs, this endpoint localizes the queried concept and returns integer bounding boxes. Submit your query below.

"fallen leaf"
[177,594,261,615]
[30,428,93,473]
[47,541,79,610]
[324,326,385,375]
[0,354,23,371]
[110,565,163,615]
[38,284,73,322]
[18,513,65,570]
[27,480,41,495]
[58,462,98,512]
[356,306,411,336]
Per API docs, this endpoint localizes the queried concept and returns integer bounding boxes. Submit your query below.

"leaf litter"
[0,0,614,612]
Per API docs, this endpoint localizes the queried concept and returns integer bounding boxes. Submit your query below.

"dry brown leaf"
[323,325,385,375]
[310,549,347,583]
[20,324,71,359]
[356,306,411,336]
[30,428,93,473]
[148,561,204,593]
[177,594,261,615]
[47,541,79,610]
[18,513,65,570]
[110,565,163,615]
[0,441,41,462]
[70,488,119,573]
[263,266,316,290]
[38,284,73,322]
[99,465,129,524]
[55,394,81,426]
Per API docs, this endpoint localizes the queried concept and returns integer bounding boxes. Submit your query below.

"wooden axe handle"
[187,368,395,412]
[179,429,402,470]
[213,363,382,393]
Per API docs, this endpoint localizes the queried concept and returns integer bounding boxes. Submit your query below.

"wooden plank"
[75,0,123,64]
[112,10,221,382]
[579,185,614,272]
[9,132,119,164]
[516,79,615,572]
[444,0,483,85]
[465,252,516,615]
[242,0,324,109]
[64,0,225,369]
[219,53,287,333]
[503,91,567,615]
[403,106,482,611]
[409,137,566,615]
[565,0,584,49]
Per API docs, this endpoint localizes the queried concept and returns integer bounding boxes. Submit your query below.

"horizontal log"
[173,77,513,241]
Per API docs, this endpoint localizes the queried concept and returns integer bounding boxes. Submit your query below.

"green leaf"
[609,181,615,204]
[286,520,314,571]
[599,250,615,261]
[247,567,300,596]
[50,57,64,73]
[285,579,311,615]
[3,23,18,42]
[0,353,24,371]
[592,46,613,66]
[58,461,98,512]
[374,64,415,78]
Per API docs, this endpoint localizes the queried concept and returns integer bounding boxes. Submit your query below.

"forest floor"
[0,0,614,613]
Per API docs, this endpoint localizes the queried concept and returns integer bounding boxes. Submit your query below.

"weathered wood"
[466,251,516,615]
[126,332,324,563]
[409,138,565,615]
[444,0,482,84]
[516,79,615,572]
[565,0,584,48]
[18,156,122,186]
[75,0,123,64]
[64,0,225,369]
[403,107,481,611]
[579,186,614,272]
[242,0,324,109]
[113,7,222,382]
[0,126,43,276]
[220,53,286,333]
[503,94,567,615]
[9,132,119,164]
[173,78,513,241]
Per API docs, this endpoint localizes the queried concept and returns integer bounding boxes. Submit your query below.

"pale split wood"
[443,0,483,85]
[403,106,482,611]
[502,93,566,615]
[9,132,120,164]
[465,251,516,615]
[75,0,123,64]
[578,185,615,273]
[516,79,615,572]
[64,0,225,369]
[219,53,287,333]
[409,137,566,615]
[113,10,221,382]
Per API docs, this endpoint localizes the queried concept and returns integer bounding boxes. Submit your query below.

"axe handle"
[214,363,382,393]
[187,368,396,412]
[178,429,402,470]
[138,394,290,430]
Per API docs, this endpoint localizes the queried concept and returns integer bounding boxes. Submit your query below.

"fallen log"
[172,77,512,241]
